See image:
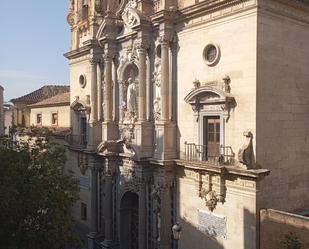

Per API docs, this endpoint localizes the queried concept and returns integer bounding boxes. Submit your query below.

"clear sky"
[0,0,70,101]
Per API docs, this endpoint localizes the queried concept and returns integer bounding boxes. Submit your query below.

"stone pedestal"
[135,121,153,158]
[154,121,177,160]
[102,122,118,142]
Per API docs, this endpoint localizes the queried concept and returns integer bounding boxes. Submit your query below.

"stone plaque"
[197,209,227,239]
[80,176,90,189]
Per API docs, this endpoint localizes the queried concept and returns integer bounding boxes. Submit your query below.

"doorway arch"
[120,191,139,249]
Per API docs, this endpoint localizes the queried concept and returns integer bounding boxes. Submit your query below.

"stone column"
[97,63,103,121]
[146,53,152,121]
[160,37,170,121]
[138,181,147,249]
[87,166,99,249]
[104,169,113,242]
[90,59,98,123]
[137,44,147,122]
[112,59,119,122]
[104,56,113,122]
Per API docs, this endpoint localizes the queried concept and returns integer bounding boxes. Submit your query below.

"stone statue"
[238,131,255,169]
[126,78,137,114]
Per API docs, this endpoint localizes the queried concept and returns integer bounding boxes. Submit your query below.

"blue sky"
[0,0,70,101]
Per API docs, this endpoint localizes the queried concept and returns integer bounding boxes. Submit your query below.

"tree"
[0,131,81,249]
[284,232,302,249]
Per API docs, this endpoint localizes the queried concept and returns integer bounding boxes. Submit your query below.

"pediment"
[184,85,234,105]
[71,99,88,112]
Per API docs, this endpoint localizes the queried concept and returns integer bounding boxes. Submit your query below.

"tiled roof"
[29,92,70,108]
[11,85,70,104]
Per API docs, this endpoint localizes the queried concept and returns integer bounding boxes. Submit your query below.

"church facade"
[64,1,309,249]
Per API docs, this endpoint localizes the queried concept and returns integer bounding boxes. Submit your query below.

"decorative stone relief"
[200,189,218,212]
[94,0,104,14]
[153,96,161,121]
[195,171,226,212]
[67,0,75,26]
[122,0,139,31]
[120,124,135,143]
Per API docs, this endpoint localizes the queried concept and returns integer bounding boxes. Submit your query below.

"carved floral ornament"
[195,171,226,212]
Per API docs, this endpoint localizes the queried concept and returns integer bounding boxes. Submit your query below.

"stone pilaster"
[87,164,100,249]
[101,157,116,249]
[160,185,172,249]
[90,58,98,123]
[88,57,101,150]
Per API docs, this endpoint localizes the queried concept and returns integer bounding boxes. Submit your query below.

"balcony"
[182,142,235,166]
[65,134,87,149]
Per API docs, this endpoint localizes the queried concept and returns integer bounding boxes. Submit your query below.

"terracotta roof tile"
[29,92,70,107]
[11,85,70,104]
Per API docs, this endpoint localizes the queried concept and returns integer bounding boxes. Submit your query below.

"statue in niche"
[153,57,161,121]
[123,77,138,123]
[127,78,137,113]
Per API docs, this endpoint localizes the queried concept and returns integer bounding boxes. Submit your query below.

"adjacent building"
[29,92,71,128]
[64,1,309,249]
[11,85,70,127]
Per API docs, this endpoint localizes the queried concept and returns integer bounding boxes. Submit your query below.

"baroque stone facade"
[64,1,309,249]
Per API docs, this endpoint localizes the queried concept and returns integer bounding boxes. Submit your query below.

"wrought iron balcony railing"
[183,142,235,166]
[65,134,87,148]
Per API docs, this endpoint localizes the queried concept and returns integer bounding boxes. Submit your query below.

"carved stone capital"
[159,33,173,46]
[135,39,150,51]
[89,57,98,65]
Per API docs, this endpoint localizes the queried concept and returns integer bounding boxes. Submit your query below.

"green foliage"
[284,232,302,249]
[0,132,81,249]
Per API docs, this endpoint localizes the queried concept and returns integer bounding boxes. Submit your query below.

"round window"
[203,43,220,66]
[79,75,87,88]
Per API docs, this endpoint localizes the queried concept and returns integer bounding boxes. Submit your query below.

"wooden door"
[203,116,220,160]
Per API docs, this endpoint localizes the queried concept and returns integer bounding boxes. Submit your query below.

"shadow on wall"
[260,209,309,249]
[244,208,258,249]
[177,216,224,249]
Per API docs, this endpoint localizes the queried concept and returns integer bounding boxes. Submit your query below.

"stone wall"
[260,209,309,249]
[256,1,309,211]
[176,2,258,163]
